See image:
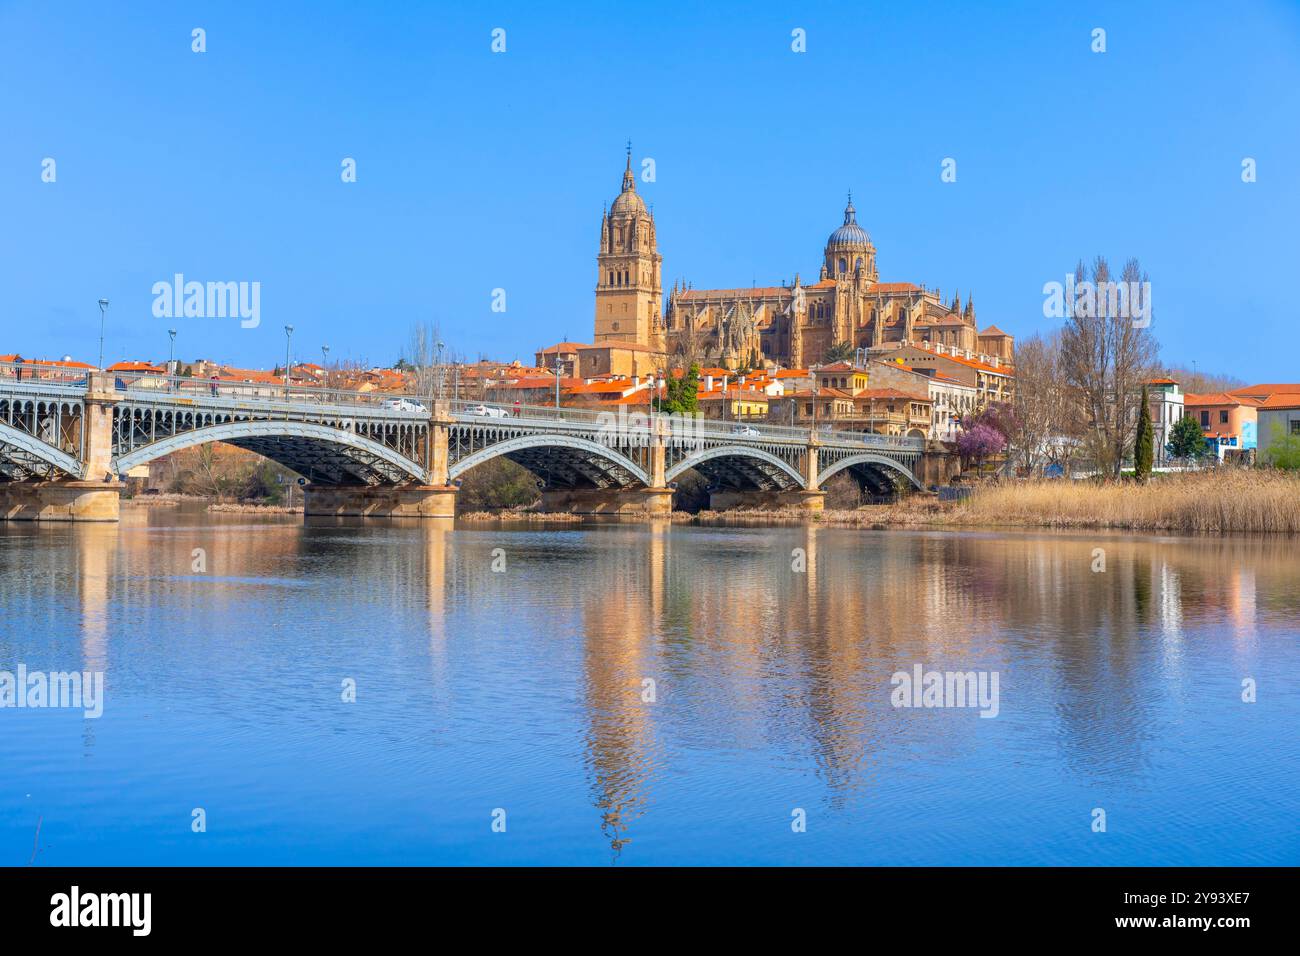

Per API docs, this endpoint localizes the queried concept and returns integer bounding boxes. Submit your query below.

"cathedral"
[593,152,1013,370]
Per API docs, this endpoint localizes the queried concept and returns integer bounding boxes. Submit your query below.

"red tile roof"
[1256,393,1300,410]
[1184,392,1257,407]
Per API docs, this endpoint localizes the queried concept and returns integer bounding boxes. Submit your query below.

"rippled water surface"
[2,507,1297,865]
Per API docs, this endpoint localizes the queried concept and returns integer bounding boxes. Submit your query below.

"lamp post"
[97,298,109,370]
[167,328,177,389]
[283,325,294,393]
[554,358,562,409]
[435,340,445,402]
[321,345,330,390]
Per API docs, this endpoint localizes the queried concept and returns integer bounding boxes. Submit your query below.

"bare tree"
[402,321,448,400]
[1060,257,1159,477]
[1011,330,1074,474]
[1163,364,1246,395]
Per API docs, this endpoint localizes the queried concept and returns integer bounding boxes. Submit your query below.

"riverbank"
[208,502,303,514]
[693,470,1300,534]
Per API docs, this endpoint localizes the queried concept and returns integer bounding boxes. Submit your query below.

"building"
[1146,377,1185,467]
[576,341,662,380]
[1183,392,1259,461]
[594,148,663,350]
[872,341,1013,407]
[590,153,1013,372]
[1257,394,1300,463]
[534,342,588,377]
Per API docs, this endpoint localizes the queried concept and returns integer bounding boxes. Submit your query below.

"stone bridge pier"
[301,401,457,518]
[0,373,121,521]
[705,439,826,513]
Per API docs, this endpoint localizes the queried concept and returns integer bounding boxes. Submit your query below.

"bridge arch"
[666,445,806,491]
[449,434,651,489]
[112,420,427,485]
[817,452,923,493]
[0,421,84,479]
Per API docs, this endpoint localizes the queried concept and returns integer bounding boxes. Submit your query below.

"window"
[1220,410,1229,425]
[1200,411,1210,428]
[1290,420,1300,436]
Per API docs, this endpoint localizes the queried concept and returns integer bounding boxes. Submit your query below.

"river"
[2,506,1297,865]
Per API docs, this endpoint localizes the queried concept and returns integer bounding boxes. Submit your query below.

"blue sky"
[2,0,1298,379]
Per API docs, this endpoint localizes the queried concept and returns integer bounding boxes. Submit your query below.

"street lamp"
[97,298,109,370]
[321,345,330,390]
[435,340,445,402]
[167,328,177,372]
[283,325,294,391]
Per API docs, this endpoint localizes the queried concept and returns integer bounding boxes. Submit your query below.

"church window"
[855,257,863,271]
[838,258,847,273]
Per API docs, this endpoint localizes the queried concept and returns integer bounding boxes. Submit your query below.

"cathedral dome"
[826,197,870,248]
[611,187,647,217]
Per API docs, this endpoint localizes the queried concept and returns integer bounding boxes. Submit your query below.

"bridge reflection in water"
[9,508,1293,864]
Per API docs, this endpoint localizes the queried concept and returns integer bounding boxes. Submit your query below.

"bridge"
[0,364,952,521]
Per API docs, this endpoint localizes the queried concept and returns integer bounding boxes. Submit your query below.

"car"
[731,425,761,436]
[380,398,428,413]
[465,404,511,418]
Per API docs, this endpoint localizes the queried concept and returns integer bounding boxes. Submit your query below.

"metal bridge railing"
[0,362,90,391]
[0,363,927,451]
[116,372,396,408]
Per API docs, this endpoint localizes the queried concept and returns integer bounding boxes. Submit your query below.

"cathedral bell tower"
[594,145,663,349]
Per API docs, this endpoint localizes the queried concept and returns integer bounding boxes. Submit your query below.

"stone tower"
[594,146,663,349]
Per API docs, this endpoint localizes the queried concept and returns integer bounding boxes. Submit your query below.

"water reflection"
[2,507,1296,865]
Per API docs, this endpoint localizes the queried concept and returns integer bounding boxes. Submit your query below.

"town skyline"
[3,1,1298,378]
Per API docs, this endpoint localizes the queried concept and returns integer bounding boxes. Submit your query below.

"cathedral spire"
[622,140,636,192]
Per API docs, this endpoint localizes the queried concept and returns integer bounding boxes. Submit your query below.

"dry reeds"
[958,470,1300,533]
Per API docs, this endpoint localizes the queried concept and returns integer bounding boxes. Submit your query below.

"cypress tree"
[1134,385,1154,482]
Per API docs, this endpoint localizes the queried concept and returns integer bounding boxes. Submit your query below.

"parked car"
[380,398,428,413]
[731,425,761,437]
[465,404,510,418]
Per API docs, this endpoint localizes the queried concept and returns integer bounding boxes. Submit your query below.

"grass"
[688,470,1300,534]
[954,470,1300,533]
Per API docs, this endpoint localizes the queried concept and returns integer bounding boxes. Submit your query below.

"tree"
[1010,330,1074,475]
[957,423,1006,473]
[661,363,701,415]
[824,340,855,364]
[1168,414,1206,464]
[1059,256,1160,477]
[1163,364,1245,395]
[1134,385,1154,482]
[401,321,457,400]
